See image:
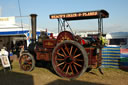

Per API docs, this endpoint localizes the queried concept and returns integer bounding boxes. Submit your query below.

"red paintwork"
[85,48,96,65]
[43,39,56,48]
[34,31,102,68]
[85,47,102,68]
[36,52,51,61]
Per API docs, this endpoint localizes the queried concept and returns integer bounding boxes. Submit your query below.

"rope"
[18,0,24,40]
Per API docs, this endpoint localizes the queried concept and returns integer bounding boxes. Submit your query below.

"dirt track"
[0,61,128,85]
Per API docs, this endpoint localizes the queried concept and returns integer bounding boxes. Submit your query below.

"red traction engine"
[19,10,109,79]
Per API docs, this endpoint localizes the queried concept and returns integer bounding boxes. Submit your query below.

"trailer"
[106,32,128,48]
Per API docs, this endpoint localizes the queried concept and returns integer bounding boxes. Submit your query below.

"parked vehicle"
[106,32,128,48]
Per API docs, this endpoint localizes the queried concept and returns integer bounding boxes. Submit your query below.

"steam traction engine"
[19,10,109,79]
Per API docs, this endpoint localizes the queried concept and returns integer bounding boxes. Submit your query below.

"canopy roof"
[50,10,109,21]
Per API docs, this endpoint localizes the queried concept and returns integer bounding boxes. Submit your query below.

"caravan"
[102,32,128,70]
[106,32,128,48]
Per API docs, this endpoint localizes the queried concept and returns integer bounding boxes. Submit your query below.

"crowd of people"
[0,40,27,71]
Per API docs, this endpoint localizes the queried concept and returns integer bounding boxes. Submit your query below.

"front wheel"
[19,52,35,71]
[52,40,88,79]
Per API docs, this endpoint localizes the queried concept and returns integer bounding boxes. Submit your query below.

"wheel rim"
[19,53,35,71]
[52,40,88,78]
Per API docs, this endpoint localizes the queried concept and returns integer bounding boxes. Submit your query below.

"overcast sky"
[0,0,128,33]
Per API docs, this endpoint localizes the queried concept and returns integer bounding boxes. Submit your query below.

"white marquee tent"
[0,16,30,49]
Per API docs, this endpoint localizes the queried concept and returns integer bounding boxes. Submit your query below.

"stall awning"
[0,30,29,36]
[0,27,29,36]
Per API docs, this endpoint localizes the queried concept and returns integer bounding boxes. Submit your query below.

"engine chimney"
[30,14,37,43]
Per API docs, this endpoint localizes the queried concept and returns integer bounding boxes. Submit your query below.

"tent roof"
[0,22,30,36]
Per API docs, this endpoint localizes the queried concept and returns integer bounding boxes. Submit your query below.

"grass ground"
[0,60,128,85]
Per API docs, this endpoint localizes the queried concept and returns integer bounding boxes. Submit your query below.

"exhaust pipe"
[30,14,37,43]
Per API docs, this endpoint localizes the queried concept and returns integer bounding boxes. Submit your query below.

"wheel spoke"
[26,58,31,61]
[61,48,67,56]
[66,65,70,74]
[62,64,67,71]
[57,51,65,57]
[27,62,32,64]
[25,65,30,70]
[75,59,84,62]
[23,65,27,70]
[24,55,28,59]
[74,62,82,67]
[65,44,70,55]
[56,58,64,61]
[21,64,25,69]
[74,53,81,58]
[26,66,30,70]
[69,64,74,75]
[57,62,65,67]
[69,46,73,56]
[73,64,78,73]
[73,48,78,56]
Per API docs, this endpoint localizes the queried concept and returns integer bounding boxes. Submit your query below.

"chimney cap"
[30,14,38,17]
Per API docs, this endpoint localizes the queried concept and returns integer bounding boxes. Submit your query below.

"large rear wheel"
[19,52,35,71]
[52,40,88,79]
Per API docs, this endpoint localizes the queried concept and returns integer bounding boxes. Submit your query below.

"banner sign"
[50,12,98,19]
[50,10,109,20]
